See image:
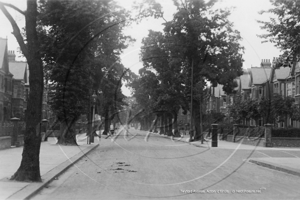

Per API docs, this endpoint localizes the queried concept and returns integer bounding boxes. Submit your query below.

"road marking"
[257,151,272,158]
[281,151,299,158]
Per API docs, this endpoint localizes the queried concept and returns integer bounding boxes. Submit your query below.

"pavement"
[0,134,99,200]
[0,130,299,200]
[157,132,300,177]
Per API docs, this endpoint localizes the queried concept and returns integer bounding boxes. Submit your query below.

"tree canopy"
[129,0,244,139]
[38,0,134,142]
[258,0,300,72]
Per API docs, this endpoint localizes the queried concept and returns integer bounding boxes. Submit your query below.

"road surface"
[32,128,300,200]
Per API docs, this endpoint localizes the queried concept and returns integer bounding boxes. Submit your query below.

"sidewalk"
[157,132,300,177]
[0,134,99,200]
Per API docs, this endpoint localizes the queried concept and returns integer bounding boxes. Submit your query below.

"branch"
[0,2,26,15]
[162,16,168,23]
[0,3,28,57]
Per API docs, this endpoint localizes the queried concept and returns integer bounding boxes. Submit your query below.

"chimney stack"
[8,50,16,62]
[261,58,271,68]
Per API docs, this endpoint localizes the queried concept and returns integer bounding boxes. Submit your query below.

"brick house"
[0,38,13,122]
[8,50,28,120]
[0,38,48,122]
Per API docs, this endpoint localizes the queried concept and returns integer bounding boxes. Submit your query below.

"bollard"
[264,124,273,147]
[211,124,218,147]
[11,117,20,147]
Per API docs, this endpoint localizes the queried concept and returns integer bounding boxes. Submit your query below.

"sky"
[0,0,281,95]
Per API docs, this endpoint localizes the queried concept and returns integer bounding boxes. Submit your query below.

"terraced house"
[0,38,13,122]
[0,38,49,122]
[208,58,300,128]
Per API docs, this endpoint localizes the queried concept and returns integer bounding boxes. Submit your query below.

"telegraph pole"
[190,59,194,141]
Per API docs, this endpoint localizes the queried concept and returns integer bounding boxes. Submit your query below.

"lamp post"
[89,91,97,144]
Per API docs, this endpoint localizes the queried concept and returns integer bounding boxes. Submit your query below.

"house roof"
[9,61,28,81]
[0,38,7,71]
[250,67,272,85]
[211,84,225,97]
[240,69,251,90]
[274,66,290,80]
[295,62,300,74]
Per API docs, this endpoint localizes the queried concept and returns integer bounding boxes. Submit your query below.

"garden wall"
[272,137,300,147]
[0,135,24,150]
[226,135,265,147]
[224,126,300,148]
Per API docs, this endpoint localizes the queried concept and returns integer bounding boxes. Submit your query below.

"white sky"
[0,0,281,96]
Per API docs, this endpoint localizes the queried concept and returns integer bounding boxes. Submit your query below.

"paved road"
[32,129,300,200]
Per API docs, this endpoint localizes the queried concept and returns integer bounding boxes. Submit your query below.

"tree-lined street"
[31,129,300,200]
[1,0,300,199]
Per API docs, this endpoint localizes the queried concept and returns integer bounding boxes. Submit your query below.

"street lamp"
[89,91,97,144]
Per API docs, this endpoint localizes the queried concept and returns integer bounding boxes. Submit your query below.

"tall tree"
[164,0,244,140]
[38,0,133,142]
[258,0,300,73]
[133,0,244,140]
[139,30,187,135]
[0,1,44,181]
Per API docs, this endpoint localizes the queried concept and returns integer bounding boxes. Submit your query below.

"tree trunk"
[166,113,173,136]
[86,96,93,142]
[152,114,159,132]
[10,1,43,182]
[191,102,200,141]
[173,110,180,137]
[163,112,167,135]
[194,100,203,141]
[103,109,109,135]
[57,120,77,145]
[141,118,145,130]
[159,114,164,134]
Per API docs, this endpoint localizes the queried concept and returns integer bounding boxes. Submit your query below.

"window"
[0,104,3,121]
[296,76,300,95]
[4,78,7,92]
[287,82,292,97]
[274,83,279,94]
[296,97,300,105]
[25,89,29,100]
[292,82,295,97]
[222,97,226,107]
[281,83,285,96]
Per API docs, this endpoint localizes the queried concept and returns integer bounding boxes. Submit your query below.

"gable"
[0,38,10,74]
[295,62,300,74]
[9,62,27,80]
[251,67,272,85]
[273,71,277,82]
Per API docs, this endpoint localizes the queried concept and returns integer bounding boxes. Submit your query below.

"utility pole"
[200,77,204,144]
[190,59,194,141]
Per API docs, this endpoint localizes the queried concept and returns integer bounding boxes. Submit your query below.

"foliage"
[258,97,272,122]
[272,128,300,137]
[228,96,261,123]
[258,0,300,68]
[130,0,244,136]
[271,94,294,121]
[38,0,133,141]
[0,0,44,181]
[229,93,295,124]
[291,104,300,121]
[163,0,244,94]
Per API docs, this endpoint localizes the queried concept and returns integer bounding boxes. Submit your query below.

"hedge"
[272,128,300,138]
